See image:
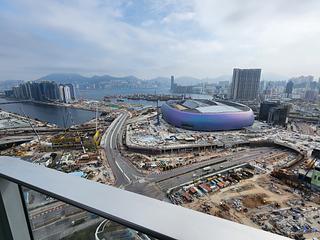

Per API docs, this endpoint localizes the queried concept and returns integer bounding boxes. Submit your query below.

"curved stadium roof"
[161,99,254,131]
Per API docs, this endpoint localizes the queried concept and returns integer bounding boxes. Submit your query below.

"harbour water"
[0,88,212,128]
[0,98,95,128]
[77,87,170,100]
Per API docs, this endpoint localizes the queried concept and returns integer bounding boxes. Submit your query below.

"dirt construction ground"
[183,173,320,239]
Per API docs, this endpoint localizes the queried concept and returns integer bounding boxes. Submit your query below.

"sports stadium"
[161,99,254,131]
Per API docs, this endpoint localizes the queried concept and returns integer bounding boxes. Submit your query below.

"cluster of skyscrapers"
[285,80,294,98]
[5,81,75,103]
[170,76,194,94]
[283,77,319,101]
[170,68,262,101]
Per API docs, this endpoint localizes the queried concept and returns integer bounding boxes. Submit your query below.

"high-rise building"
[285,80,294,98]
[170,76,176,92]
[63,85,72,103]
[259,80,265,93]
[259,101,289,126]
[20,83,31,99]
[289,75,313,85]
[29,82,42,101]
[38,81,60,101]
[230,68,261,100]
[59,85,65,102]
[59,84,75,103]
[9,81,73,103]
[267,105,289,126]
[258,101,279,121]
[65,84,76,100]
[4,90,14,98]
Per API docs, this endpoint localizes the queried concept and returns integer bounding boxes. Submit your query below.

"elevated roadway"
[100,112,144,187]
[0,126,97,136]
[100,111,301,199]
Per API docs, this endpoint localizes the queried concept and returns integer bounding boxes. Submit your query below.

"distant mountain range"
[41,73,232,84]
[0,72,289,90]
[37,73,146,84]
[37,73,168,89]
[35,73,233,89]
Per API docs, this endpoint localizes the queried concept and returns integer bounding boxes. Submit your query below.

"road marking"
[108,113,125,149]
[115,160,131,183]
[108,116,119,148]
[110,116,121,148]
[109,126,115,149]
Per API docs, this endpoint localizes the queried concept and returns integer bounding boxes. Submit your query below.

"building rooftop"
[169,99,249,113]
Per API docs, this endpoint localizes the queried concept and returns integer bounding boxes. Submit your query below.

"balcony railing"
[0,156,290,240]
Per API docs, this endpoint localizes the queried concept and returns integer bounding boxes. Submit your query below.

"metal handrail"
[0,156,290,240]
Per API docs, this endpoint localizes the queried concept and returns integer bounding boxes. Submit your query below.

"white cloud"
[162,12,195,24]
[1,0,320,81]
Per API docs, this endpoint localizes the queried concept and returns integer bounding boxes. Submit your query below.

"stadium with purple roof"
[161,99,254,131]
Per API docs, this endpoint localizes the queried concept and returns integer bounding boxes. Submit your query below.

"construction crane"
[19,107,41,143]
[156,99,160,126]
[95,106,99,132]
[62,106,86,154]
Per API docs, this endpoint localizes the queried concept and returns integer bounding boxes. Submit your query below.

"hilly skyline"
[37,73,233,85]
[0,71,293,91]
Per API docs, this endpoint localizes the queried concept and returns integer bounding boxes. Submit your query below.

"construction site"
[118,106,320,240]
[165,147,320,240]
[123,148,234,174]
[125,110,254,154]
[2,98,320,240]
[0,108,119,185]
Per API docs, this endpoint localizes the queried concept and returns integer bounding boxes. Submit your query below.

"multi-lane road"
[26,111,294,239]
[155,147,284,192]
[100,111,290,200]
[100,112,144,187]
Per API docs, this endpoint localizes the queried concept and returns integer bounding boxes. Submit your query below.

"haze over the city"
[1,0,320,81]
[2,2,320,240]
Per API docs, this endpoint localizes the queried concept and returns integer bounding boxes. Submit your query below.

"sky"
[1,0,320,81]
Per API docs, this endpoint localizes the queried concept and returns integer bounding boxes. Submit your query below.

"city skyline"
[1,1,320,240]
[5,81,76,103]
[1,1,320,81]
[0,71,318,84]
